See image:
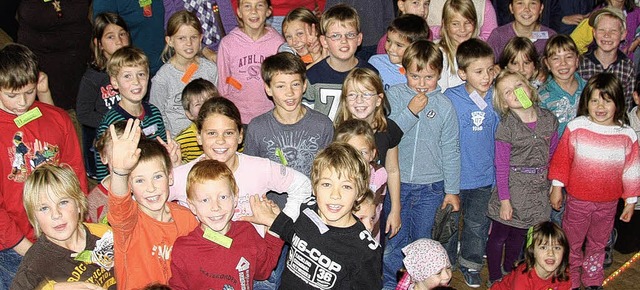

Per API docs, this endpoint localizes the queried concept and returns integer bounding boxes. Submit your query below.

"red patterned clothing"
[0,101,87,250]
[549,116,640,202]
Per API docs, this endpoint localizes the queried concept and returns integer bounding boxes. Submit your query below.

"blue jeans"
[382,181,445,290]
[443,186,492,271]
[253,244,288,290]
[0,249,22,290]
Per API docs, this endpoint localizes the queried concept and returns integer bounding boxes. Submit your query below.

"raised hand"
[110,118,141,176]
[408,92,428,115]
[157,130,181,168]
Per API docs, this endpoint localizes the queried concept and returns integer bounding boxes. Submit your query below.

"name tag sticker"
[73,250,93,263]
[142,124,158,136]
[275,148,288,166]
[203,227,233,248]
[469,90,488,110]
[181,63,199,84]
[303,208,329,234]
[14,107,42,128]
[514,87,533,109]
[532,31,549,40]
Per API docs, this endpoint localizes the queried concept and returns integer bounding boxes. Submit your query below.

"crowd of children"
[3,0,640,290]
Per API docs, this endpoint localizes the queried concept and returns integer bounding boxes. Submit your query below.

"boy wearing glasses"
[304,3,378,121]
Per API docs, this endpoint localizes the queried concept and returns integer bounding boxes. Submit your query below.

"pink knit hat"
[402,238,451,282]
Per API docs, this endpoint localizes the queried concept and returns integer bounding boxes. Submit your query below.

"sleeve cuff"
[626,197,637,204]
[552,180,565,187]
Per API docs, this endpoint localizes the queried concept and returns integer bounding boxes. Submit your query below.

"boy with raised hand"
[304,4,378,121]
[443,38,499,288]
[168,159,284,289]
[0,44,87,288]
[108,119,198,289]
[368,14,430,90]
[243,142,382,289]
[578,7,635,111]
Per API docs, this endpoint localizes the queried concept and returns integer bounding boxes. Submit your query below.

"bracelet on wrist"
[112,170,129,177]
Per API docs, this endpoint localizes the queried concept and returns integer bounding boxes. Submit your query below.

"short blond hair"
[320,4,360,35]
[311,142,370,211]
[186,159,238,200]
[106,46,149,77]
[23,164,87,237]
[402,40,443,75]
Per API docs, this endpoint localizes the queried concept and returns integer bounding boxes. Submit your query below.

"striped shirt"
[95,102,167,180]
[175,122,203,163]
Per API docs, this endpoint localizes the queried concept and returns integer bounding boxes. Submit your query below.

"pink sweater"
[216,27,284,123]
[549,116,640,202]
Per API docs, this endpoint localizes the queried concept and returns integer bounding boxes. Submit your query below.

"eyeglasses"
[325,32,359,41]
[346,92,377,101]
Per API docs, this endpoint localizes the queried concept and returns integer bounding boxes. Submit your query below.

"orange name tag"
[300,54,314,64]
[226,77,242,90]
[399,67,406,75]
[181,63,199,84]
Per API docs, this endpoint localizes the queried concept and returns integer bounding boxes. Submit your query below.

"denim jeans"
[382,181,445,290]
[0,249,22,290]
[253,244,289,290]
[443,185,492,271]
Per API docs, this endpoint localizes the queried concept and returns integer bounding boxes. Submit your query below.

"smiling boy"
[169,159,284,289]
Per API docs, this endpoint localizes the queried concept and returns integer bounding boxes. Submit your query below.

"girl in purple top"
[485,70,559,284]
[487,0,556,62]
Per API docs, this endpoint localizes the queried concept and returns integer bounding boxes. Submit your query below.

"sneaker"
[462,269,481,288]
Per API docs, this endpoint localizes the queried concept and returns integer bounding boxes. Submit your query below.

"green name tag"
[100,215,109,225]
[74,250,92,263]
[13,107,42,128]
[139,0,152,7]
[203,227,233,248]
[275,148,288,166]
[514,87,533,109]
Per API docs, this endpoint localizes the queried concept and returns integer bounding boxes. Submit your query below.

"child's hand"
[562,14,585,25]
[53,282,107,289]
[620,202,635,222]
[305,23,322,55]
[442,194,460,212]
[36,71,54,105]
[499,200,513,221]
[549,186,563,210]
[240,195,279,227]
[110,119,141,175]
[408,92,428,115]
[157,131,181,168]
[385,207,401,238]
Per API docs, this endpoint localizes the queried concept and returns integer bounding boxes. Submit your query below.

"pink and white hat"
[402,238,451,282]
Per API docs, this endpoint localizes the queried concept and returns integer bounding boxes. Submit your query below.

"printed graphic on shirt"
[8,131,60,182]
[262,131,322,174]
[541,96,576,124]
[151,243,173,261]
[303,83,343,121]
[68,263,116,288]
[236,257,250,290]
[91,230,115,270]
[288,234,342,289]
[471,111,486,131]
[238,55,265,82]
[100,84,120,110]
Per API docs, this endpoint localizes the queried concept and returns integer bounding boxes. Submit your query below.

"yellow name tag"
[514,87,533,109]
[14,107,42,128]
[203,227,233,248]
